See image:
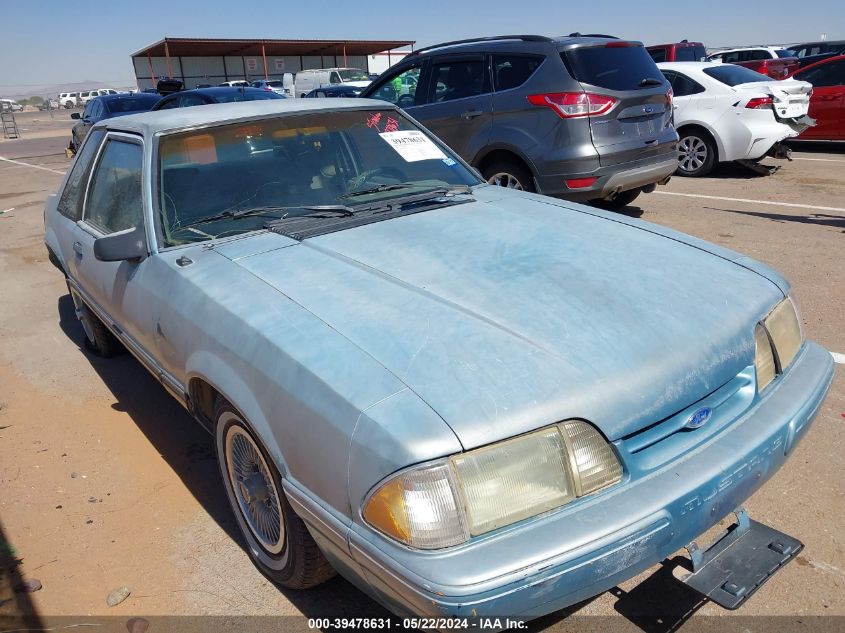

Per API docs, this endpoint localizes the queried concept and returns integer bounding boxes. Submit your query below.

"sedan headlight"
[755,296,804,393]
[362,421,622,549]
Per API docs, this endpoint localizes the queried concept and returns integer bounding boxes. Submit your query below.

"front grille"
[615,366,757,476]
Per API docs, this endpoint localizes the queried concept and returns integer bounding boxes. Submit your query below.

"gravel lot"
[1,111,843,630]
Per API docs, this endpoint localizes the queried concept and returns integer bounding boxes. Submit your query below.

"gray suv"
[361,35,678,208]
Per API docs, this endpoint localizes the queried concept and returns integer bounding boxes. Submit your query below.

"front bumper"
[287,341,833,619]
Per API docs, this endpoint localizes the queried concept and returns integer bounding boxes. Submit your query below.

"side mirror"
[93,225,147,262]
[71,112,81,119]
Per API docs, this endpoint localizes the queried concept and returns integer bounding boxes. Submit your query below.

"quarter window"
[57,129,105,220]
[669,72,705,97]
[431,59,486,102]
[84,139,144,234]
[492,54,543,91]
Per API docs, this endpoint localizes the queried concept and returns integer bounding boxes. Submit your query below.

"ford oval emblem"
[644,106,654,114]
[686,407,712,429]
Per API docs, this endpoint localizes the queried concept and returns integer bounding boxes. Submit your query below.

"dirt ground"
[1,112,843,630]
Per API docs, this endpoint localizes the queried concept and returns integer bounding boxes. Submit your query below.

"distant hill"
[2,79,137,101]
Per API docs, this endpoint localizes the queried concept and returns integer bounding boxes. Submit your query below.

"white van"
[293,68,370,98]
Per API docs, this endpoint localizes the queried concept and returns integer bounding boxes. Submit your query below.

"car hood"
[225,188,784,448]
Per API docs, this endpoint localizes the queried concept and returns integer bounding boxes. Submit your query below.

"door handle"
[73,241,83,255]
[461,109,483,119]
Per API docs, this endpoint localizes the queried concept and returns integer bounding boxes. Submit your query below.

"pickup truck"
[707,47,799,79]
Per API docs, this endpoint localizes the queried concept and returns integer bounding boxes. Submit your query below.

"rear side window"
[666,72,705,96]
[493,54,543,91]
[84,139,144,234]
[57,129,105,220]
[796,60,845,87]
[647,48,666,63]
[431,59,487,102]
[562,45,665,90]
[674,46,706,62]
[703,65,770,86]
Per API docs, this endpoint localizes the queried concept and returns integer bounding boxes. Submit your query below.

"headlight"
[764,296,803,371]
[755,296,804,393]
[362,421,622,549]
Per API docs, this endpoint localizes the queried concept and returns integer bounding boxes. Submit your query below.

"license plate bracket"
[674,508,803,609]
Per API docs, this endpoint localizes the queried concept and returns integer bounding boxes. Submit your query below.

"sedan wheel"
[225,422,285,554]
[214,402,336,588]
[677,132,716,177]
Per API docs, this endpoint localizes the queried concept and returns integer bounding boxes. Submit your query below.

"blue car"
[304,84,363,98]
[151,86,284,111]
[70,93,160,151]
[44,99,833,621]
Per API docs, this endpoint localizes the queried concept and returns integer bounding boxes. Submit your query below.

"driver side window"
[370,65,422,108]
[84,138,144,234]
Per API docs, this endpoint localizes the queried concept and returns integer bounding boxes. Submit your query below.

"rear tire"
[482,160,535,192]
[214,400,336,589]
[676,129,716,177]
[590,188,641,210]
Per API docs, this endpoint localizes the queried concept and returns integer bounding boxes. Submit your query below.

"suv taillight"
[745,96,773,109]
[527,92,617,118]
[666,87,673,109]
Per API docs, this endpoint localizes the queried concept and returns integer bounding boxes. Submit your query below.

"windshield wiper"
[173,205,353,231]
[341,183,472,200]
[639,77,663,87]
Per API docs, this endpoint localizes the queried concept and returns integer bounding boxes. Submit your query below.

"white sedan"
[657,62,812,176]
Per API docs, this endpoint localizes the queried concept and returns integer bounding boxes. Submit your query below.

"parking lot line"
[792,157,845,163]
[832,352,845,365]
[654,191,845,214]
[0,156,65,175]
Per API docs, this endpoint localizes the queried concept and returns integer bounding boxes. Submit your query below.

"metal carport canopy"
[131,37,415,59]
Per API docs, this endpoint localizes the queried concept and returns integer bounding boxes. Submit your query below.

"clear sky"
[1,0,842,95]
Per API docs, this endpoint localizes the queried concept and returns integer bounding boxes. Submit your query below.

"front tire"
[677,129,716,177]
[482,160,535,192]
[67,285,124,357]
[214,401,336,589]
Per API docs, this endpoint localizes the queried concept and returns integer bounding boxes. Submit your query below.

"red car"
[788,55,845,140]
[646,40,707,62]
[707,47,799,80]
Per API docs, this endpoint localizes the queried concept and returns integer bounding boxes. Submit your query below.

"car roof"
[647,42,704,48]
[402,34,637,59]
[657,61,720,71]
[96,97,390,136]
[790,53,845,75]
[98,93,159,104]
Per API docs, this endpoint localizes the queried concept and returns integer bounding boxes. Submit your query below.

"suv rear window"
[562,44,664,90]
[703,65,769,86]
[674,45,706,62]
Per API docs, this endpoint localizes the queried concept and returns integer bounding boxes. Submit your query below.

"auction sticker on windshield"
[379,130,447,162]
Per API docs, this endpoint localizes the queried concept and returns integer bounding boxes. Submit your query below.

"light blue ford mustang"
[44,99,834,619]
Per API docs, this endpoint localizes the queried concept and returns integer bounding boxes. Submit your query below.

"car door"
[72,133,160,359]
[662,70,708,125]
[795,59,845,139]
[409,54,492,159]
[52,129,106,281]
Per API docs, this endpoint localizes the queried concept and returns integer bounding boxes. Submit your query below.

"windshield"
[338,69,369,82]
[105,95,158,113]
[157,109,479,246]
[775,49,796,58]
[703,64,771,86]
[674,45,707,62]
